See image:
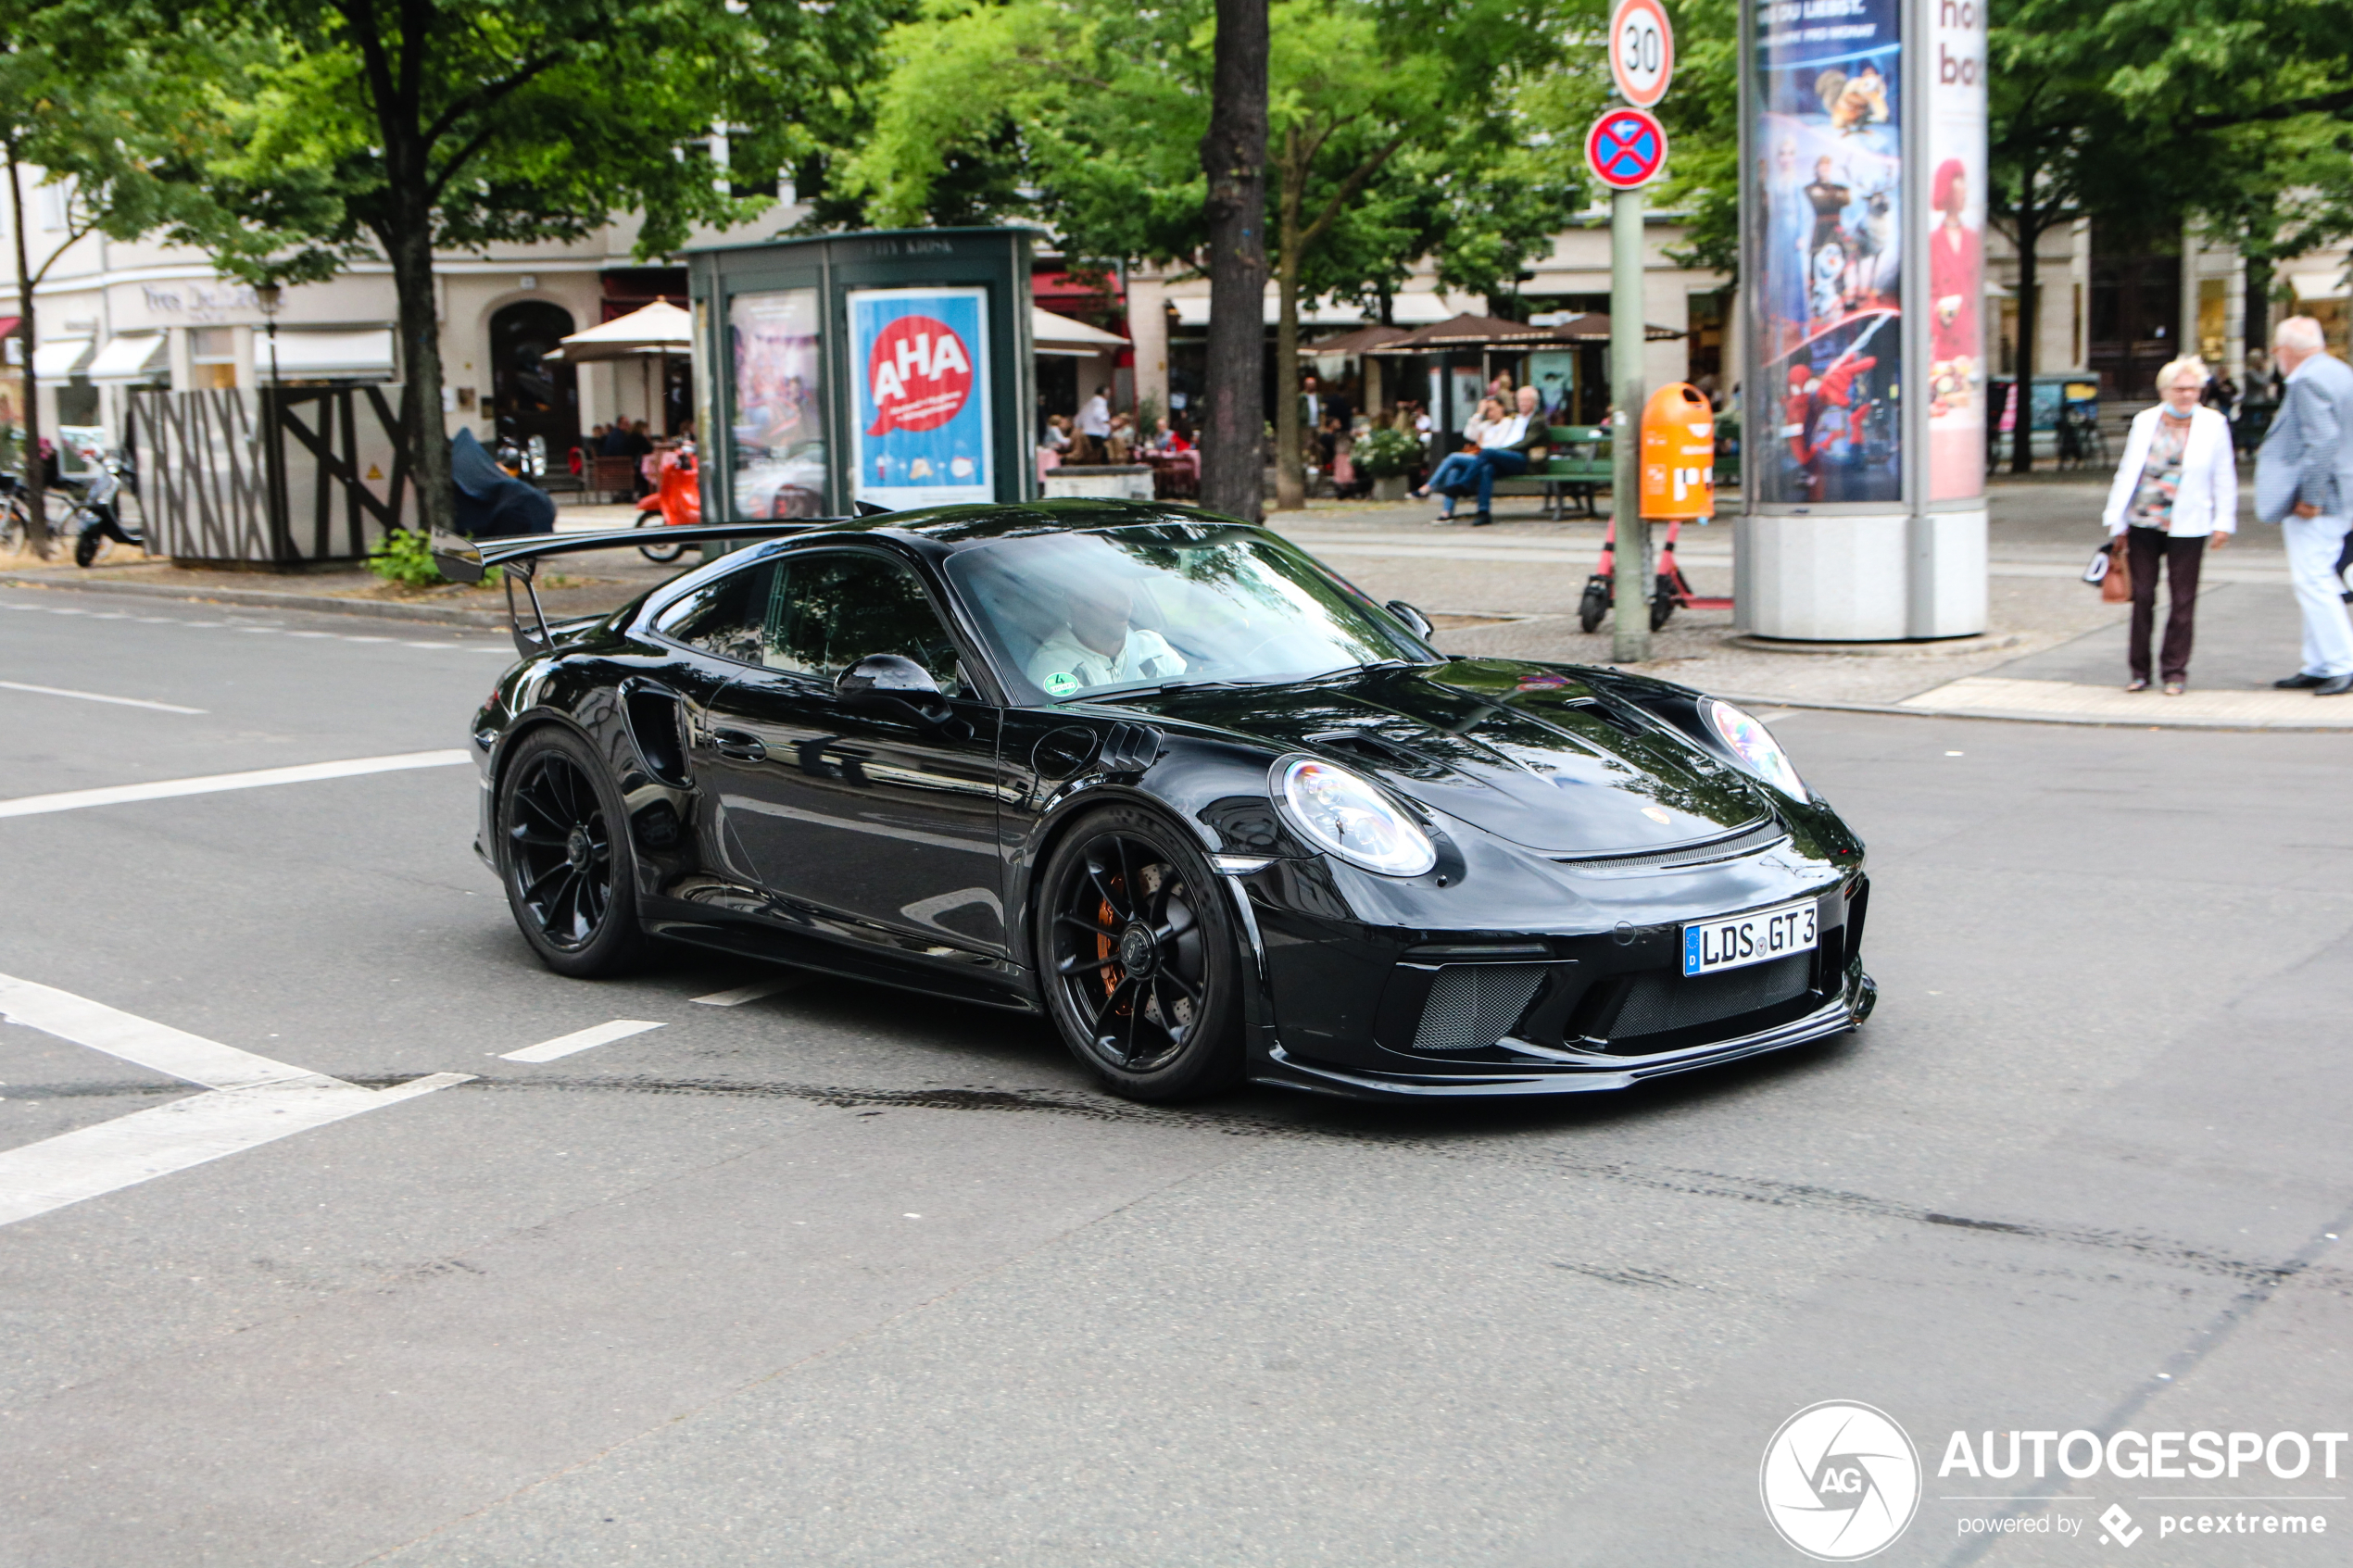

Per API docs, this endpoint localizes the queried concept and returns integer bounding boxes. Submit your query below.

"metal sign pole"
[1610,187,1648,663]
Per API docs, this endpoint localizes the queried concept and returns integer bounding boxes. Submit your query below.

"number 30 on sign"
[1609,0,1675,108]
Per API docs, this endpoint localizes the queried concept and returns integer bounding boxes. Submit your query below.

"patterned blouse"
[2128,413,2195,531]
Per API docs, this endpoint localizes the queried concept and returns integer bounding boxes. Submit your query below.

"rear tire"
[497,727,651,977]
[1650,572,1677,631]
[1036,806,1244,1101]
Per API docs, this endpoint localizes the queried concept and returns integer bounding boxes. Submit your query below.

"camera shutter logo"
[1759,1401,1921,1560]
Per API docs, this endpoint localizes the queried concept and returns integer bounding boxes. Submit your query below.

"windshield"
[943,522,1431,704]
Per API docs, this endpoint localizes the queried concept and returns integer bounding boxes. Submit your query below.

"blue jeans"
[1425,452,1478,503]
[1466,449,1529,514]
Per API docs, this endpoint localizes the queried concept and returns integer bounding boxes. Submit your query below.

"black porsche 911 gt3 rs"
[434,500,1873,1102]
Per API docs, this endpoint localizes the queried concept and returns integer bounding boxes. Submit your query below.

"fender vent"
[1411,964,1547,1053]
[1099,722,1164,777]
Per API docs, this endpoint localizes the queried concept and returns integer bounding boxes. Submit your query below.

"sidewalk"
[5,484,2345,730]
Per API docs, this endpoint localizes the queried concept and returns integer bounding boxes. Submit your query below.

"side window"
[774,552,964,696]
[651,559,784,667]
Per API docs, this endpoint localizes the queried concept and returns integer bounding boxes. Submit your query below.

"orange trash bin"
[1639,383,1716,520]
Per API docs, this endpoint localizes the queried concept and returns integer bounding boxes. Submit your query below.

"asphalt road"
[3,585,2349,1567]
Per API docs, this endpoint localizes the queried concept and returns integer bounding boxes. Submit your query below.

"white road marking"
[691,977,805,1007]
[0,679,206,714]
[0,973,320,1089]
[499,1020,665,1062]
[0,749,470,820]
[0,972,472,1228]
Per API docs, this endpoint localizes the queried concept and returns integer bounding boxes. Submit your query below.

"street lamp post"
[255,282,287,557]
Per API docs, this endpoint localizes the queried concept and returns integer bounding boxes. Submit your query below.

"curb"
[1715,690,2353,734]
[1721,632,2027,659]
[0,572,510,628]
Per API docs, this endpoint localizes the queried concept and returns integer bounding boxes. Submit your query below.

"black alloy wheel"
[497,729,649,976]
[1038,806,1242,1101]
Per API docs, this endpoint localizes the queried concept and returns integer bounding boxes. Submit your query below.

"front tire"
[497,728,650,976]
[635,512,686,563]
[1037,806,1243,1101]
[1578,576,1610,634]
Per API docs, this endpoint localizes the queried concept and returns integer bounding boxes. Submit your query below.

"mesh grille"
[1411,965,1548,1053]
[1605,954,1811,1042]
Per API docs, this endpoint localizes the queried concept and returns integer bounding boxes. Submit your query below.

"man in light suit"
[2257,316,2353,694]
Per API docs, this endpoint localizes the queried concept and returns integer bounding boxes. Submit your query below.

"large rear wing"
[431,521,844,657]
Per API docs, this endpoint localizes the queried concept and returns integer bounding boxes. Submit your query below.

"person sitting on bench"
[1433,386,1544,526]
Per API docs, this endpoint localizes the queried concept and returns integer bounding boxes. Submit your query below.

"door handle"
[711,728,767,761]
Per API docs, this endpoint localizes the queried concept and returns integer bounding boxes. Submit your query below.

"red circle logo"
[866,316,974,435]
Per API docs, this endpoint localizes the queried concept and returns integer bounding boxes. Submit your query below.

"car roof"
[771,498,1250,559]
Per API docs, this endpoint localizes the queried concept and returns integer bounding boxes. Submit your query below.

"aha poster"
[849,287,994,508]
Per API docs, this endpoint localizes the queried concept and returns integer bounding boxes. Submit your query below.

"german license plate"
[1681,898,1818,977]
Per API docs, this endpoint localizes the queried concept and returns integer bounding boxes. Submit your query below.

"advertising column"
[1736,0,1987,640]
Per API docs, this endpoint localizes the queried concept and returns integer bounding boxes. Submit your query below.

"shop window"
[189,326,238,390]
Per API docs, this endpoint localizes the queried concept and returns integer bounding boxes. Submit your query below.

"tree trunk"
[1272,131,1305,513]
[1198,0,1268,522]
[2245,249,2272,373]
[384,207,454,538]
[6,144,51,555]
[2009,189,2038,475]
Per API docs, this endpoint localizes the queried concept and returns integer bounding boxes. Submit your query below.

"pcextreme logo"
[1761,1400,1923,1561]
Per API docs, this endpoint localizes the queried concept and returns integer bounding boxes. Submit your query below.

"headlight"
[1702,698,1806,797]
[1276,758,1437,876]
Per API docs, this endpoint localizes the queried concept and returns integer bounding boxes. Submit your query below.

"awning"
[1369,310,1683,353]
[2291,271,2348,302]
[1305,324,1415,357]
[31,338,93,379]
[545,300,691,363]
[1166,292,1464,328]
[1033,306,1126,357]
[86,333,169,383]
[261,328,396,380]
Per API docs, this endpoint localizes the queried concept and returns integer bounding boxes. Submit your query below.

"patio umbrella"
[545,300,693,435]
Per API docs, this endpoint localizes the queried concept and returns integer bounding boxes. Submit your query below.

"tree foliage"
[841,0,1592,499]
[161,0,899,534]
[3,0,247,544]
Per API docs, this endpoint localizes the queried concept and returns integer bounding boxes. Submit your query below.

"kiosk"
[686,229,1038,526]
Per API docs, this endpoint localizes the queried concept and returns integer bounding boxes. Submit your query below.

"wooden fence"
[131,385,411,565]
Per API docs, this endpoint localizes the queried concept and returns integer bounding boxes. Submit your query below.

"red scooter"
[1577,515,1732,633]
[635,445,701,563]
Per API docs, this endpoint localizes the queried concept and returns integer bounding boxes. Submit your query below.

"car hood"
[1121,660,1774,856]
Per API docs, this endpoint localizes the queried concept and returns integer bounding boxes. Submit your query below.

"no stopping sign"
[1585,107,1667,190]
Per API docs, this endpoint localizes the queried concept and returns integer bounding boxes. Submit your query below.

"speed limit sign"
[1609,0,1675,108]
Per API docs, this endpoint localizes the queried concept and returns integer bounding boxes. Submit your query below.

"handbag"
[2099,536,2133,603]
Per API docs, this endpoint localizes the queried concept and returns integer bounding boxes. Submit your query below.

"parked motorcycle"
[635,444,700,563]
[64,448,144,568]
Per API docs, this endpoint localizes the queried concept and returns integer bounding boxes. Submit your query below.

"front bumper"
[1252,968,1874,1099]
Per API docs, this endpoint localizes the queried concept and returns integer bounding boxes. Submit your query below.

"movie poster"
[1924,0,1987,501]
[1750,0,1903,504]
[849,287,993,509]
[729,289,825,520]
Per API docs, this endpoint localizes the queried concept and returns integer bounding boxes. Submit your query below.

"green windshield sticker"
[1043,671,1081,697]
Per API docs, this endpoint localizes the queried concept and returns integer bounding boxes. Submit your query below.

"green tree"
[170,0,894,537]
[3,1,236,550]
[844,0,1585,510]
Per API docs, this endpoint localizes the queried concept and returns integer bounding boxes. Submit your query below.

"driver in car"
[1026,579,1188,697]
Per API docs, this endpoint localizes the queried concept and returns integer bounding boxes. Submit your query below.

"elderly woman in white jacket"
[2102,356,2237,694]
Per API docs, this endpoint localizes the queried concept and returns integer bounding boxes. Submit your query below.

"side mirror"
[1386,599,1435,640]
[836,654,952,725]
[431,532,485,584]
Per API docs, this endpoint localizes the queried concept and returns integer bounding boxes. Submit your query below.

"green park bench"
[1483,424,1613,520]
